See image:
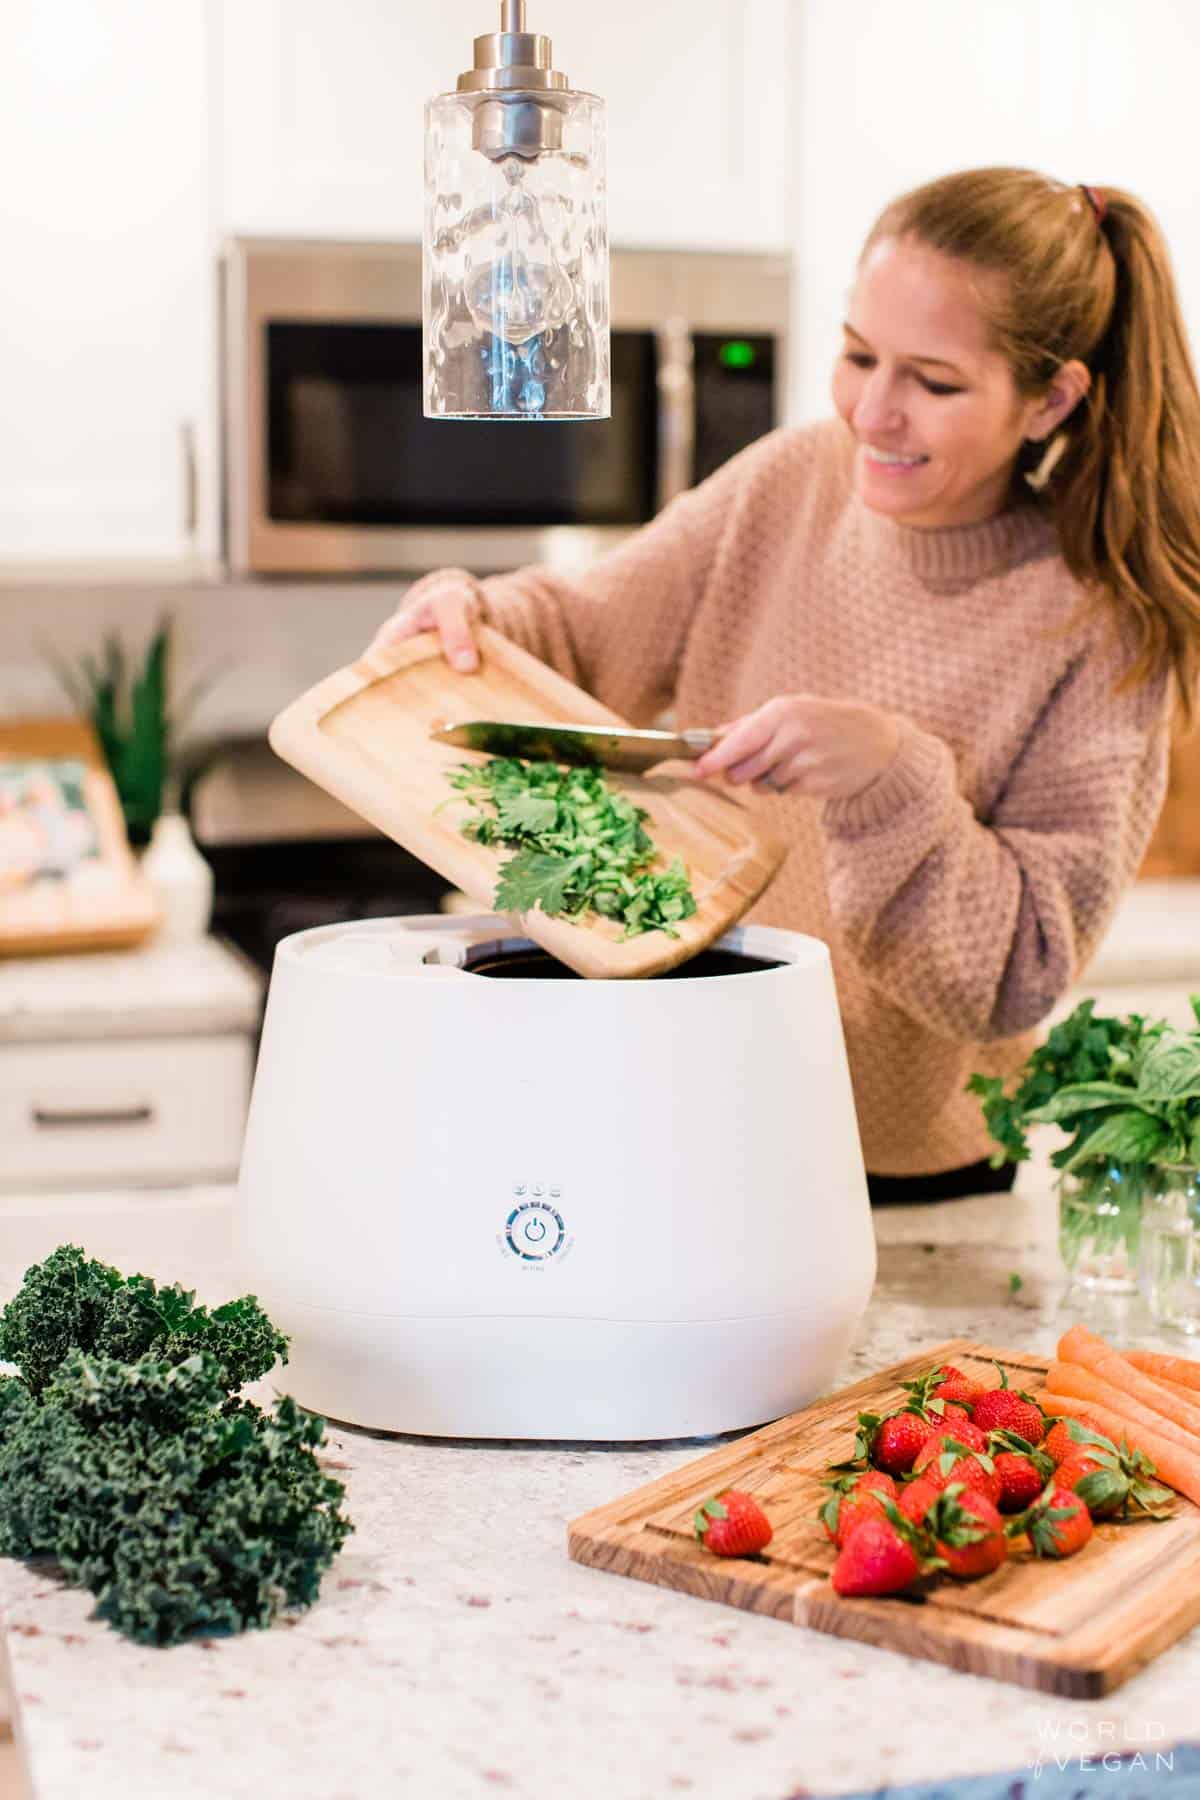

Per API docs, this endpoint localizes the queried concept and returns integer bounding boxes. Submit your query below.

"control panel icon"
[505,1198,567,1261]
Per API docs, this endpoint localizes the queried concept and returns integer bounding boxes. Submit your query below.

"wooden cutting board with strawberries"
[568,1337,1200,1697]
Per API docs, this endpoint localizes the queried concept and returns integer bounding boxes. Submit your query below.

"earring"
[1024,432,1068,493]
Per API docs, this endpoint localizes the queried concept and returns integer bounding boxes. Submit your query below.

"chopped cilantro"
[448,757,698,939]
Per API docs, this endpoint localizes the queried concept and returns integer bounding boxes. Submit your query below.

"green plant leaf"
[1026,1081,1138,1123]
[1134,1036,1200,1104]
[1061,1109,1169,1171]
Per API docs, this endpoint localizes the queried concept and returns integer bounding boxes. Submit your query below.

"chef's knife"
[431,719,717,773]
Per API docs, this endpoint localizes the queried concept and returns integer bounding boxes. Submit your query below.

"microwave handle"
[655,319,695,511]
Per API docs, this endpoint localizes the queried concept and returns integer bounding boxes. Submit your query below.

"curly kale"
[0,1245,288,1395]
[0,1249,350,1647]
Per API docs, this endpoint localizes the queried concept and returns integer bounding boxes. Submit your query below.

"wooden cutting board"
[268,627,786,978]
[0,719,159,958]
[568,1339,1200,1696]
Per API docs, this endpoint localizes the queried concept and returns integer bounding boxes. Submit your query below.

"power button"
[505,1200,566,1261]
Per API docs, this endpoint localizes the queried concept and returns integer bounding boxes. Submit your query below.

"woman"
[372,168,1200,1203]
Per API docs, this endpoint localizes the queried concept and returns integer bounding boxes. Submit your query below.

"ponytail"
[1049,189,1200,722]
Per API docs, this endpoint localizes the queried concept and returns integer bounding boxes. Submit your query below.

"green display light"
[718,340,756,369]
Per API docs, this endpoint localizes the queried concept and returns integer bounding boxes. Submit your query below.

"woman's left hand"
[691,695,903,800]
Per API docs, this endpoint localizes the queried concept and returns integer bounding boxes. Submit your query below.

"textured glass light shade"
[424,88,610,420]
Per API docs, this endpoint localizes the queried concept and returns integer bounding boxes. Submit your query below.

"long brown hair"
[865,167,1200,722]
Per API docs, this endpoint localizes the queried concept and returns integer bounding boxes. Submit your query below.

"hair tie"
[1080,184,1107,226]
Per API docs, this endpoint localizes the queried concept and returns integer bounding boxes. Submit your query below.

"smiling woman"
[370,166,1200,1201]
[833,243,1091,533]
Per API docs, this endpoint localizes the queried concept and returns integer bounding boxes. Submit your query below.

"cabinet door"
[0,2,212,562]
[216,0,790,250]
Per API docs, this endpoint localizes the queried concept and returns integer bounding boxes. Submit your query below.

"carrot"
[1143,1373,1200,1409]
[1122,1348,1200,1395]
[1056,1324,1200,1440]
[1046,1361,1200,1458]
[1040,1393,1200,1507]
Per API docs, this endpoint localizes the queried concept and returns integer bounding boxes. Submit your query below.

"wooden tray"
[568,1339,1200,1696]
[0,719,159,958]
[268,628,786,979]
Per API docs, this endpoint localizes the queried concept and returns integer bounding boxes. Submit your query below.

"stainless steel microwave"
[220,238,790,578]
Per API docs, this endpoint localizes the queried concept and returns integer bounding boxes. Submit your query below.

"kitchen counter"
[1,1161,1199,1800]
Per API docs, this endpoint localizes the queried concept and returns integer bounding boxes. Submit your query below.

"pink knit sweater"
[477,418,1171,1175]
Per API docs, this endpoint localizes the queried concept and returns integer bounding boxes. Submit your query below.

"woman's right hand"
[368,567,484,672]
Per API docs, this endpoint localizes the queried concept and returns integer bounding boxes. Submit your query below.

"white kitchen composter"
[236,913,876,1440]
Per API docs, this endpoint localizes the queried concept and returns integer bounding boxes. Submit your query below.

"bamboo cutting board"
[568,1339,1200,1696]
[268,628,786,978]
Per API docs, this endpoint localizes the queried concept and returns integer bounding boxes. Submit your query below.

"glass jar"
[1058,1162,1151,1294]
[1138,1164,1200,1333]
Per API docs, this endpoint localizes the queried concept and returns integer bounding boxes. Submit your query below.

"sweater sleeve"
[475,436,765,724]
[818,629,1172,1043]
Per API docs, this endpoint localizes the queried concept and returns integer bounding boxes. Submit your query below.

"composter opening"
[461,943,783,980]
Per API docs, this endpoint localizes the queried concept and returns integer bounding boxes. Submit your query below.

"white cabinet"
[0,1,214,563]
[0,937,263,1191]
[216,0,791,251]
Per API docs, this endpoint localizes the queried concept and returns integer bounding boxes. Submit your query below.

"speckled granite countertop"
[1,1154,1199,1800]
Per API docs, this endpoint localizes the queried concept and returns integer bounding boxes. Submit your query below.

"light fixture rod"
[500,0,526,32]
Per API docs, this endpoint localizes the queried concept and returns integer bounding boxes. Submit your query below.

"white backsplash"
[0,578,412,742]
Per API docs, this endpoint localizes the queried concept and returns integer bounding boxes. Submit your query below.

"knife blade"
[431,718,717,773]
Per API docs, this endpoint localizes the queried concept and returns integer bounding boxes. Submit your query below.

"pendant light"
[423,1,610,421]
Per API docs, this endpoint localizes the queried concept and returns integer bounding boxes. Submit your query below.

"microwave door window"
[266,323,658,529]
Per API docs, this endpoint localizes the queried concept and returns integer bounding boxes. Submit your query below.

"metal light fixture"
[423,1,610,421]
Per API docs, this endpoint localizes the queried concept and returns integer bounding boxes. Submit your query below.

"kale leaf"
[0,1351,351,1646]
[0,1245,288,1396]
[0,1249,349,1647]
[449,757,699,939]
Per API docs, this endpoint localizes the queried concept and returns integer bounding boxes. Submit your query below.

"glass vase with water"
[1139,1164,1200,1332]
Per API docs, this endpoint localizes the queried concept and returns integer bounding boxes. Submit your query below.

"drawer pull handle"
[31,1103,155,1130]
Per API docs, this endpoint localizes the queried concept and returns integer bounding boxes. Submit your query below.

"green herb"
[965,997,1196,1171]
[447,757,698,939]
[1008,1272,1023,1296]
[0,1248,350,1647]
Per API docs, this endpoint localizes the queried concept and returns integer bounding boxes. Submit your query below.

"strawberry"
[930,1416,988,1455]
[693,1489,772,1558]
[930,1376,987,1410]
[1055,1445,1174,1521]
[902,1364,985,1414]
[911,1435,1002,1507]
[985,1428,1055,1513]
[927,1399,973,1433]
[1044,1416,1119,1467]
[970,1364,1047,1445]
[830,1501,941,1597]
[897,1475,942,1526]
[818,1470,899,1547]
[852,1408,937,1477]
[992,1451,1052,1513]
[920,1483,1008,1579]
[1007,1480,1093,1559]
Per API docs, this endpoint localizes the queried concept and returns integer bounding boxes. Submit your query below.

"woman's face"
[832,236,1044,529]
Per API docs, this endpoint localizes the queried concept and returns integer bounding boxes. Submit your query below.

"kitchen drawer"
[0,1035,253,1191]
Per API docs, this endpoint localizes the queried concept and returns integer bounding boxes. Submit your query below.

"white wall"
[787,0,1200,423]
